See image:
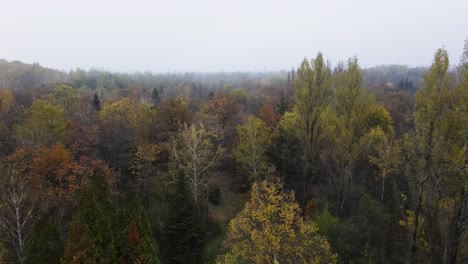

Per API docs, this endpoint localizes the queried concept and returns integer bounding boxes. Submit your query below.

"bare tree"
[0,166,38,264]
[171,123,223,205]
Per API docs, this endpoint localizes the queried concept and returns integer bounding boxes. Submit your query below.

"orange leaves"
[3,144,113,213]
[127,223,143,245]
[205,92,240,129]
[259,104,279,128]
[33,144,73,183]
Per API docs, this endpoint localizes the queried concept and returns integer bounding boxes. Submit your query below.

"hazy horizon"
[1,0,467,73]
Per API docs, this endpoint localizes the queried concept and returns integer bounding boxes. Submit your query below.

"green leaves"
[51,84,80,116]
[15,100,68,146]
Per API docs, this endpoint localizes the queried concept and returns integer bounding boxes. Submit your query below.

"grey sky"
[1,0,467,72]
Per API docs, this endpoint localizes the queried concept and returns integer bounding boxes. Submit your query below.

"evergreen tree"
[116,185,160,264]
[24,215,63,264]
[162,175,205,264]
[62,171,116,264]
[92,93,101,112]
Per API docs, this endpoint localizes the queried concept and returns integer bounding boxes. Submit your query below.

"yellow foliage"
[100,98,137,126]
[217,178,337,264]
[399,210,415,228]
[0,88,14,114]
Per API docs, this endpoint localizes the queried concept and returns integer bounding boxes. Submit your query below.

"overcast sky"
[1,0,467,72]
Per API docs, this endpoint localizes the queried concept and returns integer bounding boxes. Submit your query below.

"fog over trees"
[0,32,467,264]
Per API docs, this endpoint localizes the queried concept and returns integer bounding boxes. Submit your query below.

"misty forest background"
[0,40,467,264]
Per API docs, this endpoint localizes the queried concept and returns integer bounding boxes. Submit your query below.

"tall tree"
[0,148,40,264]
[407,48,462,263]
[292,52,332,204]
[321,58,392,214]
[217,176,336,264]
[447,38,468,264]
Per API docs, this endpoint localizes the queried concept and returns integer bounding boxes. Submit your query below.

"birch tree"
[234,116,271,181]
[0,164,38,264]
[171,123,223,205]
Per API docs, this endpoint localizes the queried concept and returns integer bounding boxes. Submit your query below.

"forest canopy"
[0,43,467,264]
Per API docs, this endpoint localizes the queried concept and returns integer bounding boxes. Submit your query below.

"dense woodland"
[0,42,467,264]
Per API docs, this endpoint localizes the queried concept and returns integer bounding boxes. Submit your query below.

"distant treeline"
[0,59,429,95]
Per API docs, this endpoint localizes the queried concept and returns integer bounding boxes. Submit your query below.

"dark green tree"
[92,93,101,112]
[162,175,205,264]
[24,215,63,264]
[151,88,160,105]
[61,171,116,264]
[116,185,160,264]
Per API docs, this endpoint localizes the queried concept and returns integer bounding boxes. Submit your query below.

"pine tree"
[116,185,160,264]
[162,175,205,264]
[24,215,63,264]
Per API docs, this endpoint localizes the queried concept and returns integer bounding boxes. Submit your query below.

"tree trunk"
[381,168,386,202]
[410,183,424,263]
[449,187,466,264]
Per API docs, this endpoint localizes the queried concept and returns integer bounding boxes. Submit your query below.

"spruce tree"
[162,174,205,264]
[24,215,63,264]
[92,93,101,112]
[62,171,116,264]
[116,185,160,264]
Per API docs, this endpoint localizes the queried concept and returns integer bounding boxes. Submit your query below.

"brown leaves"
[127,223,143,245]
